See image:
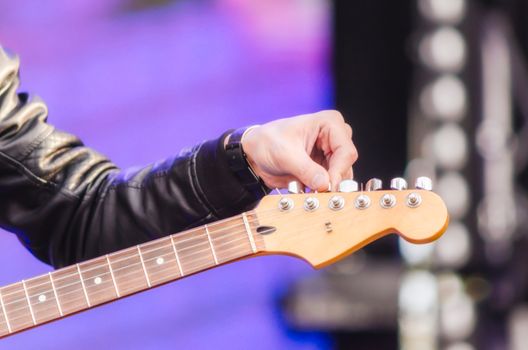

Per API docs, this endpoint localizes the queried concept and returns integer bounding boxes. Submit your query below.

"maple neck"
[0,212,262,337]
[0,187,449,339]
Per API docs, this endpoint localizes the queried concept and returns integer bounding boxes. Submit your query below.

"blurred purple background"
[0,0,333,348]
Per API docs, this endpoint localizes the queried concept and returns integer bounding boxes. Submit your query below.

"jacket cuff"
[193,131,264,218]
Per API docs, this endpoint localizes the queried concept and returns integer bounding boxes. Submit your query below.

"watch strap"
[225,126,269,198]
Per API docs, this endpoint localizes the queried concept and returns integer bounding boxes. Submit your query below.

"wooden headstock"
[253,188,448,268]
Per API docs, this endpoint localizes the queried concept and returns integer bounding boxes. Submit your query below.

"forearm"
[0,47,260,268]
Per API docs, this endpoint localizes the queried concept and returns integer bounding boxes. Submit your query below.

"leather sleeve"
[0,47,262,268]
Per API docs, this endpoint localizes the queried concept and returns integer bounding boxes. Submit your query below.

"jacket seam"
[0,150,80,200]
[18,121,54,163]
[189,142,218,218]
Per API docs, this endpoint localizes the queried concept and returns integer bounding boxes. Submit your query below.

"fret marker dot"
[38,294,46,303]
[94,277,102,285]
[156,257,165,265]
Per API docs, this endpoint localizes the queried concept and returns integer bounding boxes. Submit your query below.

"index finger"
[325,122,358,190]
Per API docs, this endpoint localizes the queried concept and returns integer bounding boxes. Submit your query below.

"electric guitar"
[0,177,448,339]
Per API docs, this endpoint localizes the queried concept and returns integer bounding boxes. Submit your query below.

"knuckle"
[318,109,344,122]
[345,123,353,136]
[345,148,358,163]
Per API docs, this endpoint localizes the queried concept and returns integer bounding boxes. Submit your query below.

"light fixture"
[419,27,466,72]
[418,0,467,24]
[420,75,467,121]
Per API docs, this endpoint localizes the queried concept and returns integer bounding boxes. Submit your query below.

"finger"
[285,149,330,192]
[262,175,303,192]
[344,168,353,180]
[326,133,358,191]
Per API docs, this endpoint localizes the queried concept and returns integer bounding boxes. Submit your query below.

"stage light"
[438,274,475,341]
[436,172,470,219]
[399,271,438,314]
[423,123,468,170]
[419,27,466,72]
[476,120,510,159]
[509,306,528,350]
[398,271,438,349]
[435,221,471,268]
[399,238,435,266]
[418,0,466,24]
[420,75,467,121]
[445,343,475,350]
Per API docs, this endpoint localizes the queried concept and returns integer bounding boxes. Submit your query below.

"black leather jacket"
[0,47,262,268]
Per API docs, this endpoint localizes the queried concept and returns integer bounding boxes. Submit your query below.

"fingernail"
[312,173,328,190]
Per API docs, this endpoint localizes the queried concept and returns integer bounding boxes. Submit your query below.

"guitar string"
[0,244,250,326]
[0,217,339,326]
[0,215,371,323]
[0,195,338,297]
[0,243,250,326]
[0,228,253,304]
[0,200,298,292]
[0,245,256,327]
[0,238,258,324]
[0,208,261,298]
[0,208,341,317]
[3,188,397,296]
[0,200,383,323]
[0,196,392,321]
[0,190,412,321]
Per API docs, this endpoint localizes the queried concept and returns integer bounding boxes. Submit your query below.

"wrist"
[224,125,268,197]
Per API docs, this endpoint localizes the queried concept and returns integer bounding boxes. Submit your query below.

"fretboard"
[0,211,262,337]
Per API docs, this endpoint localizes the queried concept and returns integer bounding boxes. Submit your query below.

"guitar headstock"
[254,177,448,268]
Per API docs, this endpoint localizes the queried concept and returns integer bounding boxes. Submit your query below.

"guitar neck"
[0,186,449,339]
[0,211,262,338]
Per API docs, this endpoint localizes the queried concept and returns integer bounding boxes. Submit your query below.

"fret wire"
[1,208,267,316]
[205,225,219,265]
[106,255,121,297]
[3,233,253,315]
[0,289,12,333]
[48,272,63,317]
[21,280,37,325]
[3,238,257,322]
[242,212,257,253]
[170,235,185,276]
[76,264,91,307]
[136,246,152,288]
[2,214,259,301]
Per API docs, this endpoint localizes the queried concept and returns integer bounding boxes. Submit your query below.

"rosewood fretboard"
[0,212,263,337]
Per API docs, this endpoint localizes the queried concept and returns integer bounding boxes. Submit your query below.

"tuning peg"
[390,177,408,191]
[288,181,303,194]
[415,176,433,191]
[338,179,359,193]
[366,178,383,191]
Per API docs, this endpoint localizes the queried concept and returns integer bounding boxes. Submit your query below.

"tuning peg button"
[366,178,383,191]
[288,181,303,194]
[390,177,408,191]
[415,176,433,191]
[338,180,359,193]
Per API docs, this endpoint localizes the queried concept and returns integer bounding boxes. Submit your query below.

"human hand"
[241,110,358,192]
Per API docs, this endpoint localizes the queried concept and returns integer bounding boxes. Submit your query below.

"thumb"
[287,151,330,191]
